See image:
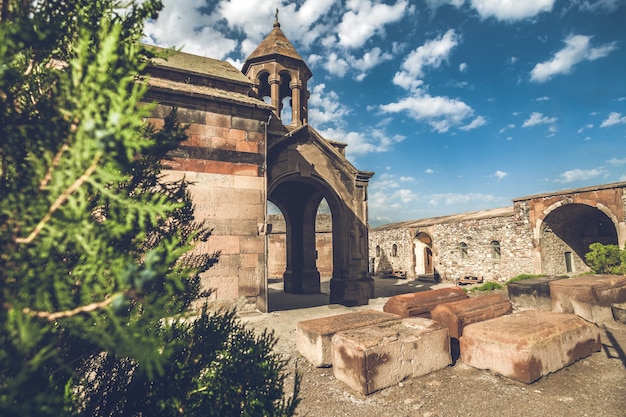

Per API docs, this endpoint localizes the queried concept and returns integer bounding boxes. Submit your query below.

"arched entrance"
[266,124,373,309]
[539,203,618,275]
[413,232,433,276]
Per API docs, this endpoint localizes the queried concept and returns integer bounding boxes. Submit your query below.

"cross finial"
[274,8,280,27]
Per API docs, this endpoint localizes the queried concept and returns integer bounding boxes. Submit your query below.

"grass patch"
[505,274,547,285]
[467,281,503,292]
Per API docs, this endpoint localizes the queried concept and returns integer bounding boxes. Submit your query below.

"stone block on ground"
[383,287,468,318]
[296,309,400,367]
[459,310,601,384]
[550,274,626,323]
[332,318,451,395]
[507,276,567,311]
[430,293,512,339]
[612,302,626,324]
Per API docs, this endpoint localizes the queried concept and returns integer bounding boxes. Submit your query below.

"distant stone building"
[370,182,626,282]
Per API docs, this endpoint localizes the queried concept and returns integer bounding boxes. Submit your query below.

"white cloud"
[337,0,410,49]
[555,168,608,183]
[530,35,618,83]
[308,84,351,127]
[318,127,405,158]
[425,168,434,174]
[459,115,487,131]
[578,123,594,133]
[600,112,626,127]
[493,170,508,180]
[323,52,350,77]
[425,0,465,9]
[535,96,550,101]
[522,112,557,127]
[470,0,555,20]
[607,157,626,166]
[427,192,508,207]
[576,0,623,12]
[380,93,474,133]
[394,29,459,90]
[459,62,468,72]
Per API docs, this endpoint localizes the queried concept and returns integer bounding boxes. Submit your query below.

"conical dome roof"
[242,17,311,78]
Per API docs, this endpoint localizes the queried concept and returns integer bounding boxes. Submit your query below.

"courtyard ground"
[240,276,626,417]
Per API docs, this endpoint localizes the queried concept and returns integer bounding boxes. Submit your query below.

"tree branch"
[22,294,117,321]
[16,154,101,244]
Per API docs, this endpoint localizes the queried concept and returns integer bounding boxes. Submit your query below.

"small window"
[392,244,398,257]
[376,245,381,257]
[459,242,468,259]
[491,241,501,259]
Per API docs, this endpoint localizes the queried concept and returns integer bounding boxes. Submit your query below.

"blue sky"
[144,0,626,226]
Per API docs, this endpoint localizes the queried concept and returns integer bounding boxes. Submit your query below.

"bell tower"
[242,10,312,127]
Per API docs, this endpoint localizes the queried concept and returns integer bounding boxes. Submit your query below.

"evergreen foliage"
[585,243,626,275]
[0,1,299,415]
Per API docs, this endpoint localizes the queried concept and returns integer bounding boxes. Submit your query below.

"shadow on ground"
[268,275,450,312]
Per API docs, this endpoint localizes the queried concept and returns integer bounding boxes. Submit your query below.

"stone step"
[296,309,400,367]
[460,310,601,384]
[331,318,451,395]
[549,274,626,324]
[507,276,567,311]
[430,293,512,339]
[383,287,468,318]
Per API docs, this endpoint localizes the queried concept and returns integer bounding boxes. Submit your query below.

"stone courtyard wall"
[370,207,536,283]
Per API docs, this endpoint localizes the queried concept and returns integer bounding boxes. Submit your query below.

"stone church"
[143,18,626,312]
[144,18,373,312]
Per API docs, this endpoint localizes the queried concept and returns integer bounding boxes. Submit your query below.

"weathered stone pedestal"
[329,277,375,307]
[507,276,566,311]
[430,294,512,339]
[296,309,399,367]
[550,274,626,324]
[383,287,468,318]
[332,318,451,395]
[460,310,601,383]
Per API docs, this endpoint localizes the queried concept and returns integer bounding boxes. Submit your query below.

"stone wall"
[369,207,536,283]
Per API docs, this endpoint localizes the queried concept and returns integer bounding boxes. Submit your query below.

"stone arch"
[537,202,618,275]
[413,232,433,275]
[267,125,373,307]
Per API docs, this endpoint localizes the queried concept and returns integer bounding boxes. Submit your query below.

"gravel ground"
[241,278,626,417]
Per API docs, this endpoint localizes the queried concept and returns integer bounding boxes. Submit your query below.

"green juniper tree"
[0,1,299,416]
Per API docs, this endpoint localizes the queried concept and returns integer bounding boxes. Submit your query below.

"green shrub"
[585,243,625,275]
[69,307,300,417]
[505,274,547,285]
[468,281,503,292]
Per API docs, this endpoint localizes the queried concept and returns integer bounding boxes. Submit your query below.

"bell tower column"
[290,79,302,126]
[269,74,282,119]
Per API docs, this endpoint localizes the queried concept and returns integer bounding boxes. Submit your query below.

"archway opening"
[266,180,337,311]
[413,232,433,277]
[540,203,618,275]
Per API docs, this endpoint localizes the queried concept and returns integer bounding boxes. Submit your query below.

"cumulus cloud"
[425,168,434,174]
[380,93,474,133]
[522,112,557,127]
[337,0,410,49]
[530,35,618,83]
[393,29,459,90]
[470,0,555,21]
[555,168,608,183]
[600,112,626,127]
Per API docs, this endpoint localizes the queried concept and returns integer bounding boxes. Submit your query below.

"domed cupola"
[242,10,312,127]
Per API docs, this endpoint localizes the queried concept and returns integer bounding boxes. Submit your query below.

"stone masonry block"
[460,310,601,384]
[507,276,567,311]
[383,287,468,318]
[296,310,400,367]
[430,294,512,339]
[332,318,451,395]
[550,274,626,324]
